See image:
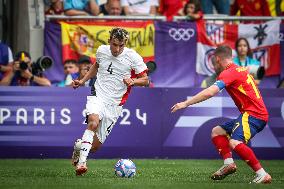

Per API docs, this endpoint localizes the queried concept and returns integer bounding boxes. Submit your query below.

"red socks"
[212,135,262,172]
[233,143,262,171]
[212,135,232,159]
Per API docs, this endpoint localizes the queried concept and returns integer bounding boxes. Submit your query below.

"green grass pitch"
[0,159,283,189]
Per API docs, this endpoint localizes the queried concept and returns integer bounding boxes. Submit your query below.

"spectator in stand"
[76,55,94,87]
[200,0,230,15]
[64,0,100,16]
[230,0,271,17]
[64,55,96,87]
[183,0,203,21]
[121,0,159,15]
[233,37,262,84]
[64,59,79,75]
[61,59,79,86]
[233,38,260,68]
[6,51,51,86]
[99,0,124,15]
[0,42,13,86]
[45,0,64,15]
[159,0,188,21]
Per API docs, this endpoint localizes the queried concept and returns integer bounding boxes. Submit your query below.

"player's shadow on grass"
[192,117,231,159]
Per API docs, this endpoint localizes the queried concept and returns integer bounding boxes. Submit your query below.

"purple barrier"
[0,87,284,159]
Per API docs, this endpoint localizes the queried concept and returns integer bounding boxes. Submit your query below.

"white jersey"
[121,0,159,15]
[94,45,147,106]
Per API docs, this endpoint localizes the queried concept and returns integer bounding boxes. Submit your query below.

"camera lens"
[40,57,53,70]
[19,61,28,70]
[35,56,53,71]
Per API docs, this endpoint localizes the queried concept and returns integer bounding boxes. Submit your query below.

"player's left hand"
[72,79,84,89]
[171,102,188,113]
[123,78,135,87]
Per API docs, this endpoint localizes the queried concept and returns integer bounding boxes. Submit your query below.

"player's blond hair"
[214,45,232,60]
[109,27,129,42]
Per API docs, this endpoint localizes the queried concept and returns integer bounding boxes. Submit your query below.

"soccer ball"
[114,159,136,178]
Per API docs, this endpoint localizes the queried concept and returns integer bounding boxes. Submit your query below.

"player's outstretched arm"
[123,72,149,87]
[72,63,99,89]
[171,85,220,113]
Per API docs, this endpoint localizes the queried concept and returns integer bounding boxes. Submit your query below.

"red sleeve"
[230,0,239,15]
[217,70,235,87]
[197,11,203,19]
[136,69,148,77]
[158,0,164,14]
[262,0,271,16]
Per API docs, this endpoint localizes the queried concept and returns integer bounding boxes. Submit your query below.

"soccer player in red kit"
[171,45,271,184]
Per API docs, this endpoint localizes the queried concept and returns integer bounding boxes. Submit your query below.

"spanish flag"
[61,21,155,63]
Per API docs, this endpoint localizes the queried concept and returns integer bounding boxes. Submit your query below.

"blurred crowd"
[44,0,284,20]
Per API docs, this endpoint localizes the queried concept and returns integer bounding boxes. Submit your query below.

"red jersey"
[230,0,270,22]
[217,63,268,121]
[159,0,188,21]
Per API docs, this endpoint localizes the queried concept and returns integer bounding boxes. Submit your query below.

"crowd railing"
[45,15,284,22]
[175,15,284,21]
[45,15,167,21]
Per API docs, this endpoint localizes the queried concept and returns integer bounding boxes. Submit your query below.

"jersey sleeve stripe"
[119,86,131,106]
[136,69,148,77]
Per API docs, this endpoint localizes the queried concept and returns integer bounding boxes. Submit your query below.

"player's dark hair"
[109,27,129,42]
[183,0,201,14]
[235,37,253,58]
[78,55,92,64]
[64,59,77,65]
[214,45,232,60]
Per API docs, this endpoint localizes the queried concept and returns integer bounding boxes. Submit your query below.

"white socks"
[256,168,267,177]
[224,158,234,165]
[78,129,95,163]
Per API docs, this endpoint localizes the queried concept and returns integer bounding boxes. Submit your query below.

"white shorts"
[85,96,122,144]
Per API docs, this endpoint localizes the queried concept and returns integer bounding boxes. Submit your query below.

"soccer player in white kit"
[71,28,149,176]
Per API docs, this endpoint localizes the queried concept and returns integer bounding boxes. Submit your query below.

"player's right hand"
[171,102,188,113]
[72,79,84,89]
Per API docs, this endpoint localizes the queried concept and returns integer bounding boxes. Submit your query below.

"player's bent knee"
[87,121,99,131]
[211,126,225,138]
[229,139,242,149]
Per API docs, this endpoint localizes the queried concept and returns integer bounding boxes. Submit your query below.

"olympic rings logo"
[168,28,195,41]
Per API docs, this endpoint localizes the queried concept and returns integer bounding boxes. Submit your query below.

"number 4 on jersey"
[107,62,113,74]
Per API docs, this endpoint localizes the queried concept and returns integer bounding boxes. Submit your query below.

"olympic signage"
[0,87,283,159]
[168,28,195,41]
